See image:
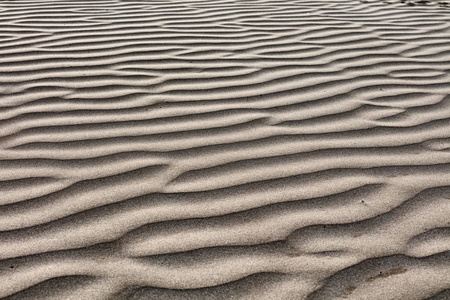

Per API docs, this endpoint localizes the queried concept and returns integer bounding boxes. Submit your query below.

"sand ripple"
[1,0,450,299]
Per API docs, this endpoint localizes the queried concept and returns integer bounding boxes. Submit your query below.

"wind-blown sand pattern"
[0,0,450,299]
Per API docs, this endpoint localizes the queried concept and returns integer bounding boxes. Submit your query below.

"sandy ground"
[0,0,450,299]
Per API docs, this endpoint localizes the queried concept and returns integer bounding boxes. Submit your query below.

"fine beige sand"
[1,0,450,299]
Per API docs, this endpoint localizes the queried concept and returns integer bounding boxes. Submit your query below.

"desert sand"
[0,0,450,299]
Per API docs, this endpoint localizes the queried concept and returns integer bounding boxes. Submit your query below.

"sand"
[0,0,450,299]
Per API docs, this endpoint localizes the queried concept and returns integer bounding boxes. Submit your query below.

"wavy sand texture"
[1,0,450,299]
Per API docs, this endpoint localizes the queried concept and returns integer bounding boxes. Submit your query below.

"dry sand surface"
[0,0,450,299]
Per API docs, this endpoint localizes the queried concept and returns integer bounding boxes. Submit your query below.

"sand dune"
[1,0,450,299]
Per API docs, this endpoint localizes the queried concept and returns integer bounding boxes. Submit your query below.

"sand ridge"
[0,0,450,299]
